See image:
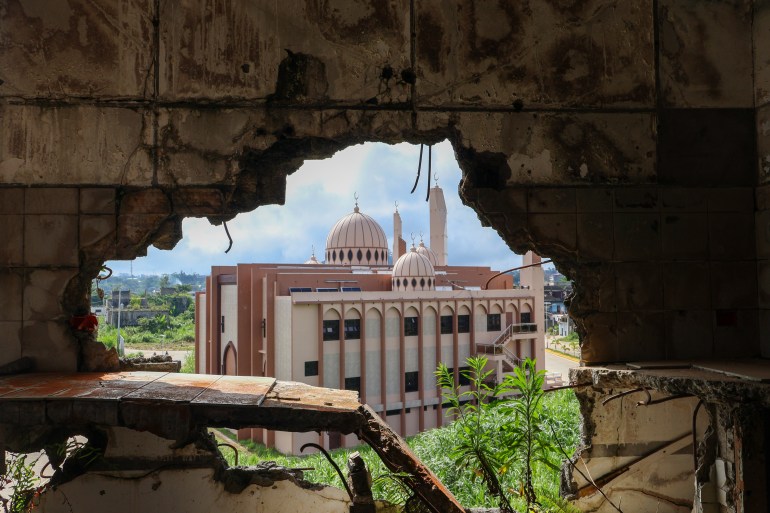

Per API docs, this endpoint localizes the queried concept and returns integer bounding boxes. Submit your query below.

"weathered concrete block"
[758,260,770,308]
[659,108,755,186]
[658,0,753,107]
[25,188,78,214]
[0,189,24,214]
[615,312,666,361]
[23,215,79,267]
[0,269,23,321]
[614,187,660,212]
[713,310,759,358]
[757,1,770,106]
[664,310,714,359]
[0,215,24,266]
[527,213,577,253]
[706,187,754,213]
[0,0,155,99]
[0,321,22,368]
[120,189,171,215]
[661,187,708,212]
[470,188,527,215]
[662,262,711,310]
[80,188,117,215]
[416,0,655,108]
[23,269,77,321]
[760,309,770,358]
[527,188,575,213]
[613,212,661,261]
[172,189,225,216]
[615,262,662,311]
[159,0,410,103]
[79,215,117,251]
[21,321,78,371]
[661,213,709,260]
[116,213,168,259]
[757,104,770,184]
[708,212,755,260]
[576,188,613,213]
[710,262,758,309]
[757,209,770,258]
[576,213,614,262]
[579,312,618,363]
[0,105,152,185]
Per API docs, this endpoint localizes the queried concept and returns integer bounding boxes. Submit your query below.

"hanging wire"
[223,221,233,253]
[425,145,432,202]
[410,144,424,194]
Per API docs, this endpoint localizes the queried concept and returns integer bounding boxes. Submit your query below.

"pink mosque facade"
[195,186,545,454]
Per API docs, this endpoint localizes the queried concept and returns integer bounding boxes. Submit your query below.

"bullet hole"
[241,63,250,73]
[0,79,4,86]
[380,65,394,80]
[365,97,379,105]
[401,68,417,85]
[99,490,106,495]
[513,98,524,111]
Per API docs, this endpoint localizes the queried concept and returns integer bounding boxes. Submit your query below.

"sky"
[106,141,524,276]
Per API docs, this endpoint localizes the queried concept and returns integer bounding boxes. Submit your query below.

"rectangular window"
[458,366,471,386]
[404,317,419,337]
[323,319,340,341]
[344,376,361,392]
[386,408,411,416]
[289,287,312,293]
[221,315,225,333]
[457,315,470,333]
[344,318,361,340]
[487,313,501,332]
[341,286,361,292]
[440,315,453,334]
[304,361,319,376]
[405,371,419,393]
[520,312,532,324]
[316,287,338,292]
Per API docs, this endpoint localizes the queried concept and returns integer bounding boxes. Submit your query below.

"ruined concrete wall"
[756,1,770,357]
[0,0,763,371]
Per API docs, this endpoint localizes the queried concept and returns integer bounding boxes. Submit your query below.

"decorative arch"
[404,306,419,317]
[474,303,487,315]
[345,306,362,319]
[223,342,237,376]
[323,307,341,320]
[490,303,503,314]
[440,305,454,316]
[458,304,471,316]
[365,306,382,318]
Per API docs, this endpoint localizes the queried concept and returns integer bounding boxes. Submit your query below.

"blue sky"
[106,141,523,276]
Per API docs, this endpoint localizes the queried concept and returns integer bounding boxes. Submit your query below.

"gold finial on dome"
[354,192,360,213]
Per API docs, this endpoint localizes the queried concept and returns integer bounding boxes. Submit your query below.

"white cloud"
[107,141,522,275]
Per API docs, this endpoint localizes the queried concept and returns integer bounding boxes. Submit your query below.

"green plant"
[1,453,42,513]
[499,359,558,511]
[181,351,195,373]
[436,356,515,512]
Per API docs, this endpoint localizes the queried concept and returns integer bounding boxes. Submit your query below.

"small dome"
[325,204,389,266]
[416,240,438,267]
[392,246,435,291]
[304,254,320,265]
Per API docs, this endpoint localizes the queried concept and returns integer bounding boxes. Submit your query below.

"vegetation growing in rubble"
[95,285,196,351]
[216,375,581,511]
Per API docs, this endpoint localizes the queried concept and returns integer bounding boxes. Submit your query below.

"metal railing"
[478,323,538,348]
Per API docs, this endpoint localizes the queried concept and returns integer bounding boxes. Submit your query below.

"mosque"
[195,184,545,454]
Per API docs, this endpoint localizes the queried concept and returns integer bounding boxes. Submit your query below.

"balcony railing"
[478,323,538,348]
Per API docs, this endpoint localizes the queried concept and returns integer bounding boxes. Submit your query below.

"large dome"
[325,205,389,266]
[392,246,435,291]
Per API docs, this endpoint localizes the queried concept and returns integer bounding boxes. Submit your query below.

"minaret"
[393,202,406,263]
[429,182,448,266]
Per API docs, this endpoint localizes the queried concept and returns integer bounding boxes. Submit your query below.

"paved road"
[543,349,580,383]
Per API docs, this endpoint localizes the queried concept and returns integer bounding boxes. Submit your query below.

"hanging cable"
[425,144,432,201]
[223,221,233,254]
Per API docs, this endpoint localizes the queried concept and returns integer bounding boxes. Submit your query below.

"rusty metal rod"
[301,442,355,502]
[484,259,554,290]
[543,381,592,393]
[601,387,648,406]
[217,442,239,466]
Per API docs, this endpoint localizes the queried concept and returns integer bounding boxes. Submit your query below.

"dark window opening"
[386,407,411,416]
[404,316,418,336]
[520,312,532,324]
[347,249,353,261]
[344,318,361,340]
[341,286,361,292]
[221,315,225,333]
[323,319,340,341]
[440,315,453,334]
[289,287,312,293]
[459,366,471,386]
[305,361,319,376]
[316,287,337,292]
[356,249,363,261]
[405,371,419,393]
[487,313,501,332]
[345,376,361,392]
[458,315,470,333]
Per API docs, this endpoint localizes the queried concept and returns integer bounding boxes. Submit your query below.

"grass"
[215,389,581,510]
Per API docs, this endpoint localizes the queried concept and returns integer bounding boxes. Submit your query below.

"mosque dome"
[325,203,389,266]
[392,245,435,291]
[304,254,321,265]
[415,240,438,267]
